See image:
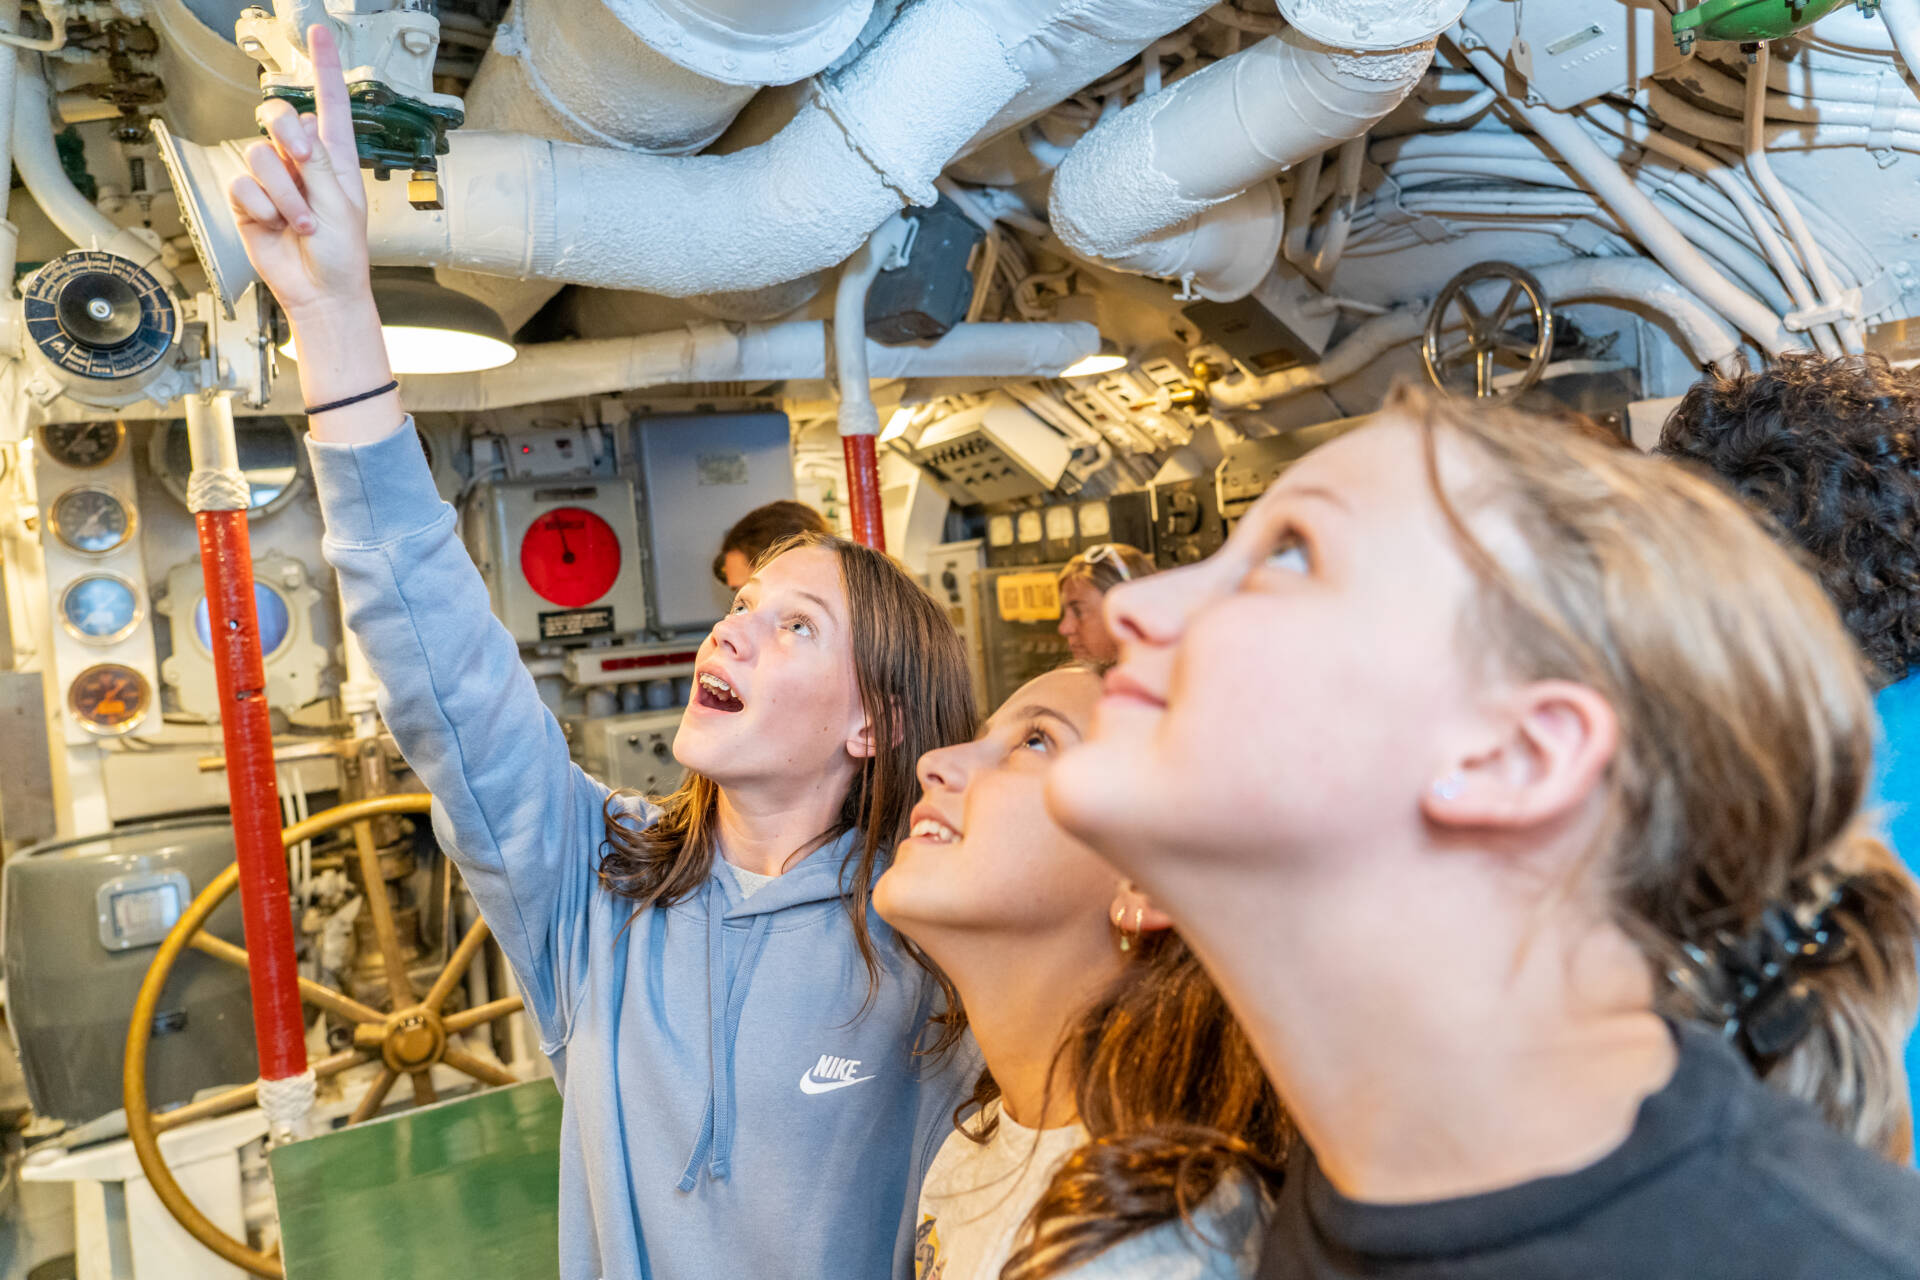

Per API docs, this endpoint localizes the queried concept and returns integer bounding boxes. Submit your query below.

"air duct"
[1048,28,1438,301]
[160,0,1221,312]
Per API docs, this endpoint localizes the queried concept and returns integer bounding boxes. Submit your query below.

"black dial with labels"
[50,486,133,554]
[23,252,177,381]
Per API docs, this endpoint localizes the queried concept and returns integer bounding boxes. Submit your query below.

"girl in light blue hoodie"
[233,28,979,1279]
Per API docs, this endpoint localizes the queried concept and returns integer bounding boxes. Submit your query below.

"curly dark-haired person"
[1661,352,1920,1152]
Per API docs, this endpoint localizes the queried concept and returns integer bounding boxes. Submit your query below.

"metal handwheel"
[1421,262,1555,403]
[123,794,526,1278]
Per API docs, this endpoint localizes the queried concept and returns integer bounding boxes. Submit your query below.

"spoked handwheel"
[1421,262,1554,403]
[123,794,526,1278]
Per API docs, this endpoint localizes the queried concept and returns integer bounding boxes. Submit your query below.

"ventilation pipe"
[163,0,1223,312]
[1208,258,1743,409]
[395,319,1098,413]
[1048,22,1443,301]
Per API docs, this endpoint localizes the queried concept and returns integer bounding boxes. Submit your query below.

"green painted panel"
[269,1082,563,1280]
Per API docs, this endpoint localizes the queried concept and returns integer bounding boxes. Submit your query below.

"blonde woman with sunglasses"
[1057,544,1154,666]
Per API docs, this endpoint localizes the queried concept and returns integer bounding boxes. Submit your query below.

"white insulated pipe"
[177,0,1235,308]
[1050,29,1436,300]
[833,215,914,438]
[392,321,1099,413]
[1461,46,1799,355]
[1883,0,1920,78]
[1208,258,1742,409]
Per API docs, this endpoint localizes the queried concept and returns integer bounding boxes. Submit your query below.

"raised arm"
[231,25,624,1049]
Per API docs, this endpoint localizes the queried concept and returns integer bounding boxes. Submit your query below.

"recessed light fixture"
[280,269,516,375]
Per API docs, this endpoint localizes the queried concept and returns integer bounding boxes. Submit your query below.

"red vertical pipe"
[195,509,306,1081]
[842,433,885,552]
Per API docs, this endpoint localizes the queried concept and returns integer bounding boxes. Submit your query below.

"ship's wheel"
[124,794,526,1278]
[1421,262,1554,403]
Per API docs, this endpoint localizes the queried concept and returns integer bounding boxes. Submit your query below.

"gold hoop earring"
[1113,902,1141,955]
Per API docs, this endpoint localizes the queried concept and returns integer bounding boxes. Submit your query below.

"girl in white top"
[874,666,1286,1280]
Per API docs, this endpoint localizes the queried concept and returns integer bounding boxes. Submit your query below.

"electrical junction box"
[908,393,1072,504]
[924,539,987,710]
[468,477,649,646]
[1184,259,1336,374]
[569,708,687,798]
[866,195,986,344]
[500,424,610,482]
[1151,475,1227,569]
[632,412,795,634]
[1513,0,1688,108]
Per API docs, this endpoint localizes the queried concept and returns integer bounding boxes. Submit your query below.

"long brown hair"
[947,930,1290,1280]
[598,531,978,998]
[1390,382,1920,1159]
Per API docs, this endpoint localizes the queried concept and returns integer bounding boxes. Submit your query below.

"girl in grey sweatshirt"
[234,28,979,1279]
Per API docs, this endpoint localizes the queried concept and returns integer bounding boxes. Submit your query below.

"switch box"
[570,708,687,798]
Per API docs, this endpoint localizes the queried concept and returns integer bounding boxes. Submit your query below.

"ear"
[1421,680,1617,832]
[845,714,878,760]
[1110,880,1175,935]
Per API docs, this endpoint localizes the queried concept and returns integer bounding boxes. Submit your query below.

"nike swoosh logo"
[799,1071,875,1095]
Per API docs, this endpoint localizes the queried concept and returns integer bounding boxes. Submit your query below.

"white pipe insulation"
[1460,46,1799,355]
[1882,1,1920,106]
[1207,258,1742,409]
[176,0,1223,309]
[392,320,1099,413]
[1048,29,1436,300]
[832,216,914,439]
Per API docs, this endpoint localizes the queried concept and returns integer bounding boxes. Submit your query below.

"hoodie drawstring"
[677,880,773,1191]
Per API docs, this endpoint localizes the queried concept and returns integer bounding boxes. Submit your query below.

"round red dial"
[519,507,622,608]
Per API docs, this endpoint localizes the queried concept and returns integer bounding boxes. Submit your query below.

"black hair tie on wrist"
[305,380,399,417]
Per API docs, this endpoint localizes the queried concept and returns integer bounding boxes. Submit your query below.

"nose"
[1104,558,1226,652]
[915,739,975,796]
[707,608,757,661]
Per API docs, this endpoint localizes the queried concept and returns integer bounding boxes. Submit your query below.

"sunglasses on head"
[1082,543,1134,582]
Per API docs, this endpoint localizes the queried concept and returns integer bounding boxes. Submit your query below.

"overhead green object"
[1671,0,1856,48]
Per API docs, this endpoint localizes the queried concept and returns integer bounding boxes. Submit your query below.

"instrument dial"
[50,486,134,554]
[68,663,151,735]
[39,420,125,469]
[60,574,142,644]
[520,507,621,608]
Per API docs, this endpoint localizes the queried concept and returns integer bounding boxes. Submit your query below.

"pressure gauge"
[192,581,292,658]
[1045,506,1077,543]
[38,420,125,469]
[1078,502,1111,540]
[1016,511,1044,545]
[986,514,1015,548]
[50,486,134,555]
[520,507,622,608]
[60,574,143,644]
[68,663,150,735]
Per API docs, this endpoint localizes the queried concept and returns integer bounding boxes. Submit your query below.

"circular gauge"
[520,507,622,608]
[50,486,134,554]
[60,574,143,644]
[192,581,292,658]
[1078,502,1111,539]
[38,420,126,469]
[68,663,151,735]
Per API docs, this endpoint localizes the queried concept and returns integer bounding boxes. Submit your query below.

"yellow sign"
[995,572,1061,623]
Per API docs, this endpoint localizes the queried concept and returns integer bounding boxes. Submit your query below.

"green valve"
[1670,0,1858,50]
[261,79,462,180]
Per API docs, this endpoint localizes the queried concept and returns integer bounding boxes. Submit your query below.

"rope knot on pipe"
[257,1068,317,1144]
[186,467,252,514]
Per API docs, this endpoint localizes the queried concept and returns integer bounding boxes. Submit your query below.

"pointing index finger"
[305,23,358,171]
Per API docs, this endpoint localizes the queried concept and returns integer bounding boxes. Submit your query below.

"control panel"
[909,395,1072,505]
[569,708,687,798]
[1151,476,1226,569]
[984,492,1154,569]
[974,565,1072,709]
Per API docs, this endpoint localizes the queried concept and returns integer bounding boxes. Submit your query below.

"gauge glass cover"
[193,581,292,657]
[51,487,132,554]
[39,421,124,469]
[1078,502,1111,539]
[1044,506,1076,542]
[520,507,622,607]
[68,663,150,734]
[1016,511,1044,544]
[986,514,1015,548]
[61,574,141,643]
